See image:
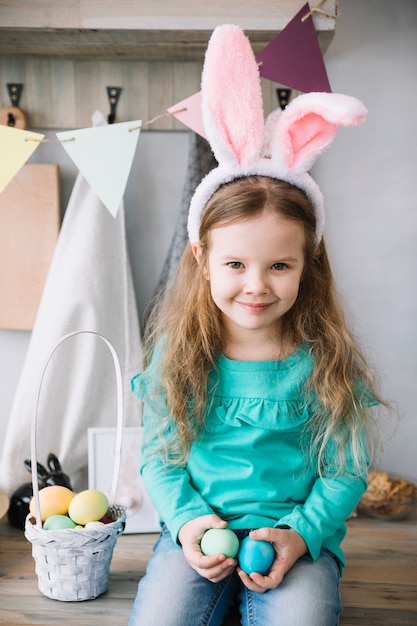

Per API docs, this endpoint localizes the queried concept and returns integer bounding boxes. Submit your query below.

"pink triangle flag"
[256,2,331,93]
[168,92,206,139]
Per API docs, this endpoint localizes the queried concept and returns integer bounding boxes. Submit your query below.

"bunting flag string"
[301,0,339,21]
[0,3,333,208]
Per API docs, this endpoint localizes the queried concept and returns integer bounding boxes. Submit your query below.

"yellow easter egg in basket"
[68,489,109,525]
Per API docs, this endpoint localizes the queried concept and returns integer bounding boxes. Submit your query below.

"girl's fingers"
[195,556,236,581]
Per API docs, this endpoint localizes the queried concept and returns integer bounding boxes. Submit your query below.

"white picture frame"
[88,426,160,534]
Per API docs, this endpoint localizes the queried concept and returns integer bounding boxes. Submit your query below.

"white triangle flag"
[56,120,141,217]
[0,126,45,193]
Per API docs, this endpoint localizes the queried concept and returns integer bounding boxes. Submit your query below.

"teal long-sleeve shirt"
[132,344,376,572]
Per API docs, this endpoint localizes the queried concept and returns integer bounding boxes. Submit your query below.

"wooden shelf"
[0,0,336,60]
[0,1,336,130]
[0,28,335,62]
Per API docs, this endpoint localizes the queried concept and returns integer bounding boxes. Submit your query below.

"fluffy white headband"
[187,24,368,244]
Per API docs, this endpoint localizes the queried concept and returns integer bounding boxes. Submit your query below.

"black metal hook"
[106,86,122,124]
[276,88,292,110]
[6,83,24,126]
[7,83,23,107]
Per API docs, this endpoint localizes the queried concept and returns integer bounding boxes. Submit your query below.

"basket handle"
[30,330,124,528]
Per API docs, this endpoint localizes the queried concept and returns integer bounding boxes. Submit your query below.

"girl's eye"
[227,261,244,269]
[272,262,289,271]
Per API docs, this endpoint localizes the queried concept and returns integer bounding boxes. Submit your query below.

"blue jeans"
[128,526,342,626]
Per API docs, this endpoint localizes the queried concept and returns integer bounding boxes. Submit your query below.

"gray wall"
[1,0,416,480]
[316,0,417,478]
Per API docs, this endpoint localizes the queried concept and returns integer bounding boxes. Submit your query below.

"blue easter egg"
[238,535,275,575]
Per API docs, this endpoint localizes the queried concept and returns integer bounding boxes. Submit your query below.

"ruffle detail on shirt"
[131,339,167,401]
[131,372,146,399]
[130,374,144,399]
[214,396,310,431]
[131,371,168,416]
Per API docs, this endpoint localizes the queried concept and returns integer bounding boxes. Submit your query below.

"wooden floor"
[0,509,416,625]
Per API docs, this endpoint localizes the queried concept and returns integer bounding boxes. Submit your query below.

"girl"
[129,25,381,626]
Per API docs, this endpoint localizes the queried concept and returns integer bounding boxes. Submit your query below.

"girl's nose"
[243,271,270,295]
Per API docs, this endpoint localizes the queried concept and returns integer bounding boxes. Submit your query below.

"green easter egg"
[44,514,78,530]
[200,528,239,558]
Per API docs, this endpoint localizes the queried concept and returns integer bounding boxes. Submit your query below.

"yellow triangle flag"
[56,120,142,217]
[0,126,45,193]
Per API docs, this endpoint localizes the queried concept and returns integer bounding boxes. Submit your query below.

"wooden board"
[0,508,416,625]
[0,163,60,330]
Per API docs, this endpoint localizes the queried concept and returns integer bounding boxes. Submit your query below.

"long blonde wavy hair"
[144,176,381,474]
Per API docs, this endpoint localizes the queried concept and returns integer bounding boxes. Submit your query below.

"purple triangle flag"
[256,2,331,93]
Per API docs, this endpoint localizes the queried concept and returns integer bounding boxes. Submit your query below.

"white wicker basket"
[24,331,127,601]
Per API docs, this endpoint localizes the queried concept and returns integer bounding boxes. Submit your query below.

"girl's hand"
[178,514,237,582]
[237,527,307,593]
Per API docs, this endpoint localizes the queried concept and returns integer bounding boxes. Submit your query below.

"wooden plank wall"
[0,56,280,131]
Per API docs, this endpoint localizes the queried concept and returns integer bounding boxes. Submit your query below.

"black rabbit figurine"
[8,453,73,530]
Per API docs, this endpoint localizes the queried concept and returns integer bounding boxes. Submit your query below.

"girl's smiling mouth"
[237,301,276,312]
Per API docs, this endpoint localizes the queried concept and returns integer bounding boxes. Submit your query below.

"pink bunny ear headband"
[187,24,368,244]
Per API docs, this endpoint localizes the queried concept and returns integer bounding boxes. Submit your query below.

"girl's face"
[194,211,305,348]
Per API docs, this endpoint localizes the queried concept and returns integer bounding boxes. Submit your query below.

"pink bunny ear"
[201,24,265,168]
[272,92,368,172]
